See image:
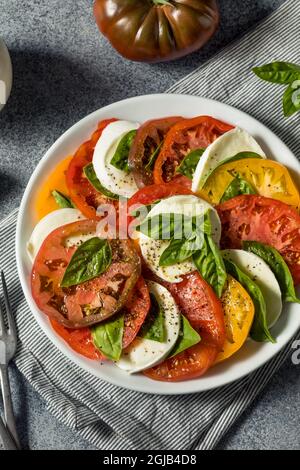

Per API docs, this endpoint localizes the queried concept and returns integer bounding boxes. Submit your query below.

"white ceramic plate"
[0,38,12,111]
[16,94,300,395]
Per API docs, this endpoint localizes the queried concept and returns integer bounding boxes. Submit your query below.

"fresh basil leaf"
[169,315,201,358]
[92,314,124,361]
[136,213,196,240]
[83,163,118,200]
[159,232,203,267]
[110,130,137,172]
[283,80,300,117]
[220,173,256,203]
[52,190,74,209]
[224,258,275,343]
[61,237,112,288]
[243,241,300,304]
[176,148,205,179]
[193,235,227,298]
[145,142,163,171]
[139,293,165,342]
[253,62,300,84]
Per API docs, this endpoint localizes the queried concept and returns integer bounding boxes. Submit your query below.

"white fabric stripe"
[1,0,300,450]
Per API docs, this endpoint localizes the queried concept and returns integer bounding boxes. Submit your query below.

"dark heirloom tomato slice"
[50,277,149,360]
[144,273,225,382]
[217,195,300,285]
[122,276,150,349]
[154,116,234,186]
[32,219,141,328]
[66,119,117,219]
[128,116,183,188]
[50,319,104,360]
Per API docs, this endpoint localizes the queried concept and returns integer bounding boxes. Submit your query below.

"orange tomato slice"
[215,275,255,364]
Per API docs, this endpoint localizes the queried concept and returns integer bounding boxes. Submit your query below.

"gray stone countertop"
[1,0,299,451]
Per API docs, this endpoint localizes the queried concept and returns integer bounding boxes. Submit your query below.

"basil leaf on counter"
[92,314,124,361]
[159,232,203,267]
[193,235,227,298]
[52,190,74,209]
[169,315,201,358]
[139,293,165,342]
[243,241,300,304]
[84,163,119,200]
[61,237,112,288]
[283,80,300,117]
[253,62,300,84]
[110,130,137,172]
[224,258,275,343]
[220,173,256,203]
[176,148,205,179]
[145,142,163,171]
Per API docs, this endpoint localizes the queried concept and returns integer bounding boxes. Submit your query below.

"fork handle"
[0,365,21,449]
[0,414,18,450]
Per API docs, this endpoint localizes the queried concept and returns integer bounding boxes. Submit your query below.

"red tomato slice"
[31,219,141,328]
[122,276,150,348]
[217,195,300,285]
[144,273,225,381]
[153,116,234,186]
[66,118,118,219]
[128,116,183,188]
[50,319,104,360]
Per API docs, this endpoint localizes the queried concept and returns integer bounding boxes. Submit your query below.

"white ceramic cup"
[0,38,13,111]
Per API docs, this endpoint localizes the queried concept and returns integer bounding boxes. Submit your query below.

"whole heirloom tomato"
[94,0,220,63]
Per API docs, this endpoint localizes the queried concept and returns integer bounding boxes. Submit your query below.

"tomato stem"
[152,0,172,6]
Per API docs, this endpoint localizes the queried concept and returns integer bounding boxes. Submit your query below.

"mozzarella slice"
[93,120,139,198]
[116,281,180,374]
[222,249,282,328]
[192,127,266,192]
[27,209,84,262]
[137,195,221,283]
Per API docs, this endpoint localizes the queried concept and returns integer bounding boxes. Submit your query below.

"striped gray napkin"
[1,0,300,450]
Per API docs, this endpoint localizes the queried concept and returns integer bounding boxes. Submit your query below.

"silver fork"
[0,271,21,449]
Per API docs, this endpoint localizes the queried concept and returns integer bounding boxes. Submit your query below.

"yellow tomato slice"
[35,156,72,221]
[198,158,300,210]
[215,275,255,364]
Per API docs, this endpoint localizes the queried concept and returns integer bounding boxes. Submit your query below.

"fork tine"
[1,271,17,343]
[0,295,6,336]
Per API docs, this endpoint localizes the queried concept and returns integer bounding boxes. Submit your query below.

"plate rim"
[16,93,300,395]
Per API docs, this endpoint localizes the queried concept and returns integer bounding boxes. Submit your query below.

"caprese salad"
[28,115,300,382]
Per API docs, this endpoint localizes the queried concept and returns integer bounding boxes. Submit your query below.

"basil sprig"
[220,173,256,203]
[52,190,74,209]
[110,130,137,172]
[224,258,275,343]
[61,237,112,288]
[283,80,300,117]
[92,314,124,361]
[169,315,201,358]
[139,293,165,342]
[243,241,300,304]
[176,148,205,179]
[253,61,300,117]
[137,210,226,297]
[84,163,118,200]
[253,62,300,84]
